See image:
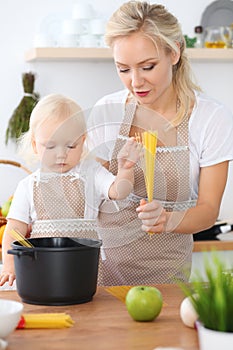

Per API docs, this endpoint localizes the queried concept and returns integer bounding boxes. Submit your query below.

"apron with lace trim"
[97,102,195,286]
[31,172,97,239]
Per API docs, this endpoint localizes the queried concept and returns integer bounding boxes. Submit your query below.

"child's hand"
[117,137,141,170]
[0,269,16,287]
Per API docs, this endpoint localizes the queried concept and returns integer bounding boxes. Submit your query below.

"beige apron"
[31,172,97,239]
[97,103,195,285]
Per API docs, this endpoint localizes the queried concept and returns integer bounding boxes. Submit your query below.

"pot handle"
[7,249,35,258]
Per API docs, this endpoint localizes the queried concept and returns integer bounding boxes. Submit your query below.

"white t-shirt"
[87,89,233,199]
[7,159,115,224]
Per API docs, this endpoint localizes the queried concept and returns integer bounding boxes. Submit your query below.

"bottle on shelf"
[194,25,204,48]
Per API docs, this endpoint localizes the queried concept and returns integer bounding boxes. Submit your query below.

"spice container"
[194,26,203,48]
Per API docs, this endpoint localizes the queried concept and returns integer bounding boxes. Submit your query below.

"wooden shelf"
[25,47,112,61]
[25,47,233,62]
[187,48,233,61]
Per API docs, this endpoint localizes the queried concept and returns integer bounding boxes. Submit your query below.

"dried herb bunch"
[5,72,39,144]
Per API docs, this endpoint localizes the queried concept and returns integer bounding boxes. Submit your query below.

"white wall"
[191,250,233,281]
[1,0,233,221]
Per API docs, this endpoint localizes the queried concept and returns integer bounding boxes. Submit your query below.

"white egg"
[180,296,198,328]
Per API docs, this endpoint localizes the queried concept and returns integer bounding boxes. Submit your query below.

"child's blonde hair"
[18,94,87,164]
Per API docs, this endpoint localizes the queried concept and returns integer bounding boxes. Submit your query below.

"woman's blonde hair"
[105,0,201,125]
[18,94,87,164]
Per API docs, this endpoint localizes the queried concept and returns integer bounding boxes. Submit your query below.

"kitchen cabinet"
[25,47,233,62]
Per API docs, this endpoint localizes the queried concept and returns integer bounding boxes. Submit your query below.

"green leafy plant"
[180,252,233,332]
[5,72,39,144]
[184,35,197,48]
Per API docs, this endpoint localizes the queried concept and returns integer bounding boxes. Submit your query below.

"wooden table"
[1,285,199,350]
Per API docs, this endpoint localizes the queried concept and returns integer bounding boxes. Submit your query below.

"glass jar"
[204,26,227,48]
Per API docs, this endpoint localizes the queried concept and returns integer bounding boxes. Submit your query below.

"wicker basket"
[0,216,7,227]
[0,159,31,227]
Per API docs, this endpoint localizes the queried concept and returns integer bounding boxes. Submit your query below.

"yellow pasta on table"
[17,313,74,329]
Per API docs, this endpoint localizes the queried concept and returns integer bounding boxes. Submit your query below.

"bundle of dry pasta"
[105,286,168,307]
[9,229,34,248]
[105,286,132,302]
[17,313,74,329]
[135,130,158,235]
[142,130,158,202]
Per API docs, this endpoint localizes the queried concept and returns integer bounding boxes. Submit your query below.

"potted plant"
[180,252,233,350]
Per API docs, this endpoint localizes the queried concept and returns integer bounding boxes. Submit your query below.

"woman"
[87,1,233,285]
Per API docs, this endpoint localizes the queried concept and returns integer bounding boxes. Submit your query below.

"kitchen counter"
[1,285,198,350]
[193,240,233,252]
[1,239,233,260]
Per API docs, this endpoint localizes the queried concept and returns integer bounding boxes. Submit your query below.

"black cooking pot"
[8,237,102,306]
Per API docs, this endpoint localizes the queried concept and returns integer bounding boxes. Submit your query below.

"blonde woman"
[0,93,140,287]
[87,1,233,285]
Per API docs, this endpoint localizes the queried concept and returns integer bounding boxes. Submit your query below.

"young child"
[0,93,140,287]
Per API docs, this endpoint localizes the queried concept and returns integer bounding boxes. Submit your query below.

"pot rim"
[11,237,102,251]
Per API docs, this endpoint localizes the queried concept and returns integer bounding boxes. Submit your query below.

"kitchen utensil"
[8,237,102,306]
[38,13,66,47]
[201,0,233,27]
[72,3,95,19]
[79,34,100,47]
[194,26,204,48]
[204,26,227,48]
[89,18,106,35]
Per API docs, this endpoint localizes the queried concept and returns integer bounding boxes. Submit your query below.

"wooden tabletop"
[1,285,199,350]
[192,240,233,252]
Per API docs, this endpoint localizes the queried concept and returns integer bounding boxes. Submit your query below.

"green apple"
[125,286,163,322]
[1,199,12,217]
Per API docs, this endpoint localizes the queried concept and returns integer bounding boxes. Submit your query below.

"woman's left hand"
[136,199,167,234]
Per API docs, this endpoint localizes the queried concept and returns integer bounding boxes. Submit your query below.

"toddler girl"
[0,93,140,286]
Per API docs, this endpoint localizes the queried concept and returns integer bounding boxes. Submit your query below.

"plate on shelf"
[201,0,233,27]
[37,12,70,45]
